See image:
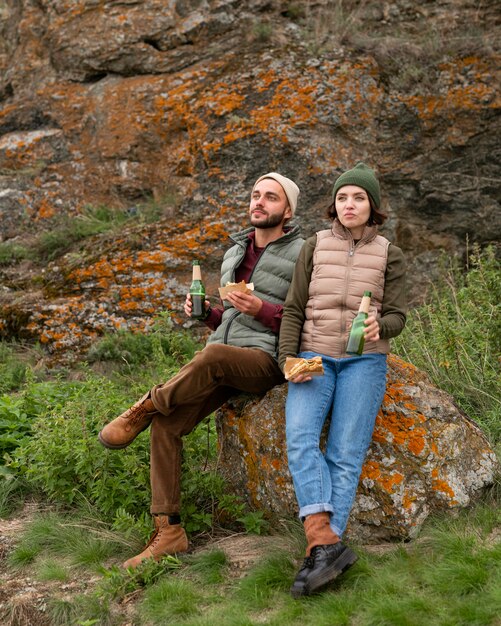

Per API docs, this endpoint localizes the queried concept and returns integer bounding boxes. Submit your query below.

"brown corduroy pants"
[148,343,284,515]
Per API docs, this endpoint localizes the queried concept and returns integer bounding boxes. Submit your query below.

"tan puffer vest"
[300,222,390,358]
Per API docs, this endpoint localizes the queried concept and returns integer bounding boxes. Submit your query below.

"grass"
[139,577,203,623]
[1,496,498,625]
[293,0,497,89]
[7,511,127,572]
[184,548,229,585]
[0,241,31,265]
[0,194,178,266]
[393,245,500,444]
[0,475,27,515]
[37,558,70,582]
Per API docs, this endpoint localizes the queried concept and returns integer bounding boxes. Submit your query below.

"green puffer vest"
[207,224,304,359]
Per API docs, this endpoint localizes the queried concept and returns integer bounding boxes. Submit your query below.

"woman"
[279,163,407,598]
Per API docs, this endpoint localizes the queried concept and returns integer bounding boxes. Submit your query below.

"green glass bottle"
[190,260,206,320]
[346,290,372,356]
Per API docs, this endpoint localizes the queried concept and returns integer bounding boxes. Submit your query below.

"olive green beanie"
[332,162,381,209]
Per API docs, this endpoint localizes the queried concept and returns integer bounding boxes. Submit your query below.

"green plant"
[46,597,80,626]
[37,559,70,582]
[3,492,500,625]
[252,20,273,42]
[0,394,31,461]
[8,322,232,534]
[97,555,181,603]
[184,548,228,585]
[237,510,268,535]
[32,205,131,261]
[236,550,297,608]
[111,507,154,544]
[0,341,47,394]
[1,375,87,464]
[138,577,202,623]
[283,3,306,20]
[7,511,126,573]
[0,475,27,516]
[300,0,368,54]
[135,187,180,222]
[394,245,501,443]
[0,241,31,265]
[48,594,114,626]
[10,379,152,515]
[86,312,199,368]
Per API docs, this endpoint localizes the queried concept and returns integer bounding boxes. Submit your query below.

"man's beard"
[250,210,286,229]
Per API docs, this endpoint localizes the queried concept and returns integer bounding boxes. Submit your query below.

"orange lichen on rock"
[400,56,499,123]
[37,198,56,219]
[431,468,456,502]
[402,491,417,510]
[374,382,428,457]
[380,472,404,492]
[360,460,404,494]
[221,73,319,146]
[360,460,381,482]
[236,416,261,496]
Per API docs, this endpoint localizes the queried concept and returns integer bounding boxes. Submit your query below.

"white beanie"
[253,172,300,216]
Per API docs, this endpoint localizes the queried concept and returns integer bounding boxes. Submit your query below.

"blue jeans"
[286,351,387,538]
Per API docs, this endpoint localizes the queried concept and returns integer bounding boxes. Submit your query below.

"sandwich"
[218,280,254,300]
[284,356,324,380]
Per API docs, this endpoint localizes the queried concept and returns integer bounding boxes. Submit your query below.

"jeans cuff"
[330,521,343,538]
[298,503,334,519]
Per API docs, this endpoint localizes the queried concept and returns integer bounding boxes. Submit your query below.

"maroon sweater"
[204,231,283,335]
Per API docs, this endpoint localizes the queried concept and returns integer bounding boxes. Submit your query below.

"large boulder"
[215,355,498,543]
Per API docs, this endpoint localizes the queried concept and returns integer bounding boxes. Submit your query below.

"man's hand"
[184,294,210,318]
[363,315,380,342]
[225,291,263,317]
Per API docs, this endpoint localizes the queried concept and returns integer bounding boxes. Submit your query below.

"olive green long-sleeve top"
[278,232,407,371]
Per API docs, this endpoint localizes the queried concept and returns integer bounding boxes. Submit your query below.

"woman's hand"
[364,315,380,342]
[225,291,263,317]
[289,373,312,384]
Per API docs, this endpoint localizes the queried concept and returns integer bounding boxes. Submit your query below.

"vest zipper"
[342,237,356,343]
[223,310,241,344]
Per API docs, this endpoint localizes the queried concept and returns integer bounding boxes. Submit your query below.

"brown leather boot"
[98,392,158,449]
[304,512,339,556]
[122,515,189,569]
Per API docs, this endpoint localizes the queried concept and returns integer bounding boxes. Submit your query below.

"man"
[98,173,304,568]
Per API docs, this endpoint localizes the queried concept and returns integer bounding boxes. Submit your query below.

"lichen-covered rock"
[215,354,498,543]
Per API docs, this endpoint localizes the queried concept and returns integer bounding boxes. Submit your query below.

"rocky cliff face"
[0,0,499,361]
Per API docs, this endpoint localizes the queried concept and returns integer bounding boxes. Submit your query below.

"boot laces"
[126,403,151,425]
[144,529,159,550]
[301,555,315,569]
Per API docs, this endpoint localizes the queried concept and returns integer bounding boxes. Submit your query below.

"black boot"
[290,543,357,598]
[290,554,315,599]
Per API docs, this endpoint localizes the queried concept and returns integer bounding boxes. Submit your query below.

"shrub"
[8,321,247,534]
[394,245,501,443]
[0,395,32,462]
[0,372,78,464]
[0,241,31,265]
[0,342,29,394]
[86,312,198,368]
[34,205,130,261]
